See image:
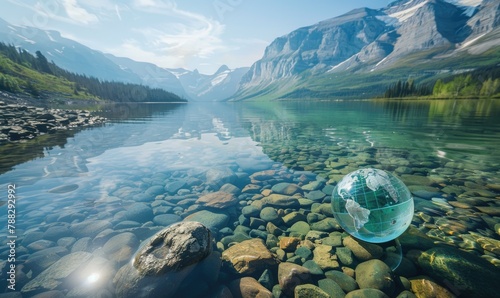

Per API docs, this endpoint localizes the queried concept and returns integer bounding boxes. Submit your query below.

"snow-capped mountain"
[171,65,250,101]
[0,17,247,101]
[232,0,500,100]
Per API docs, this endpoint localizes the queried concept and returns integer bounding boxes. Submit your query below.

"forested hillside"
[382,66,500,99]
[0,43,185,103]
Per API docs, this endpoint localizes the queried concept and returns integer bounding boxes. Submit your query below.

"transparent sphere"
[331,168,414,243]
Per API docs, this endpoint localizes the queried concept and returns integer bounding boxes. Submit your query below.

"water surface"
[0,99,499,296]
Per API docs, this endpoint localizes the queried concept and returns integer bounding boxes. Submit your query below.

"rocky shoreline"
[0,100,106,143]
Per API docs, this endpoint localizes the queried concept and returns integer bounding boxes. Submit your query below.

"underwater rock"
[195,191,238,209]
[278,262,311,296]
[343,236,383,261]
[221,238,277,275]
[21,252,112,294]
[317,278,346,298]
[229,277,272,298]
[324,270,358,293]
[409,276,455,298]
[313,245,339,270]
[184,210,230,234]
[113,221,212,297]
[345,288,390,298]
[355,259,395,296]
[294,284,330,298]
[418,246,500,297]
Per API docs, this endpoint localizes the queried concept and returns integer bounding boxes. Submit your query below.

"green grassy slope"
[0,54,100,101]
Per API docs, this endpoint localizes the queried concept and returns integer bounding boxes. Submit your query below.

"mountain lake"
[0,99,499,297]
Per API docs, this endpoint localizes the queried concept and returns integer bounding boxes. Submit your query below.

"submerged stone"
[355,259,395,296]
[418,246,500,298]
[195,191,238,209]
[221,238,277,275]
[113,222,212,297]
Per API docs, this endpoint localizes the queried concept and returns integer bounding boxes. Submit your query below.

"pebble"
[313,245,340,270]
[278,262,311,296]
[324,270,359,293]
[184,210,230,234]
[355,260,395,296]
[289,221,311,237]
[343,236,383,261]
[195,191,238,208]
[229,277,272,298]
[409,277,455,298]
[221,238,277,275]
[318,278,346,298]
[294,284,330,298]
[345,288,390,298]
[260,207,280,223]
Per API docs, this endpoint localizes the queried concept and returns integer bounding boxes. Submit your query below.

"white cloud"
[61,0,99,25]
[115,5,122,21]
[126,0,227,66]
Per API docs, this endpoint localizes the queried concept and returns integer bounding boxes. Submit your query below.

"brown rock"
[278,262,310,296]
[221,238,277,275]
[343,236,383,261]
[250,170,275,181]
[475,206,500,216]
[196,191,237,208]
[261,189,272,196]
[229,277,272,298]
[279,237,301,252]
[313,244,339,270]
[242,184,261,194]
[409,276,456,298]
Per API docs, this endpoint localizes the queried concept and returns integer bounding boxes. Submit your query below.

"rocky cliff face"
[240,8,389,87]
[234,0,500,100]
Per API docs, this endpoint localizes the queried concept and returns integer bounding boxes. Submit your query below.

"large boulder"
[113,221,212,297]
[418,246,500,297]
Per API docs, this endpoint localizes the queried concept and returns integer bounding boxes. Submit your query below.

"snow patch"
[444,0,482,16]
[445,0,482,7]
[46,31,55,42]
[211,70,230,86]
[7,26,17,32]
[376,15,399,26]
[16,34,36,44]
[170,70,190,79]
[328,55,357,72]
[459,33,487,48]
[389,1,427,22]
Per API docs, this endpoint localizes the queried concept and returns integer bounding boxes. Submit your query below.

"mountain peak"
[215,65,230,74]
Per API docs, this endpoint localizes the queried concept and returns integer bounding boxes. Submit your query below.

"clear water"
[0,99,499,296]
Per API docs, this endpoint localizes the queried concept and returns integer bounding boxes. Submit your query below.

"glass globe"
[331,168,414,243]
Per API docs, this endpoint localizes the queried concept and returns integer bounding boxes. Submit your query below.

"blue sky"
[1,0,391,74]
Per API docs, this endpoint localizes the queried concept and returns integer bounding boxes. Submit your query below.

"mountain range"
[1,0,500,101]
[233,0,500,100]
[0,17,247,101]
